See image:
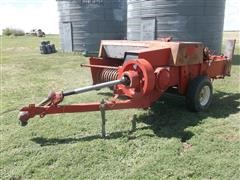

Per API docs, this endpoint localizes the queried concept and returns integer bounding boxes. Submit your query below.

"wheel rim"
[199,85,211,106]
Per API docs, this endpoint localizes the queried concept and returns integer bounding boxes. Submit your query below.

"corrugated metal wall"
[127,0,226,52]
[58,0,127,53]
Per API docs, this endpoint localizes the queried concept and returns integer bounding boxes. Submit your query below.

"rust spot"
[187,46,197,56]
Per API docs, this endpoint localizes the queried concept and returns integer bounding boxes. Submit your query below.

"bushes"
[2,28,25,36]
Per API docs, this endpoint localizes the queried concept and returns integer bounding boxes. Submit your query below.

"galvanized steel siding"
[127,0,226,52]
[58,0,127,53]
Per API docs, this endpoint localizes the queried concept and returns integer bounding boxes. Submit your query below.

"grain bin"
[127,0,226,52]
[58,0,127,53]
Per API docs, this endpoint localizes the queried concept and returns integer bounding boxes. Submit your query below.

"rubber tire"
[186,76,213,112]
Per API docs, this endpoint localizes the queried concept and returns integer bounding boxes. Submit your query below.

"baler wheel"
[186,76,213,112]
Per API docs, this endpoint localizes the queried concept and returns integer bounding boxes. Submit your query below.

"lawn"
[1,34,240,179]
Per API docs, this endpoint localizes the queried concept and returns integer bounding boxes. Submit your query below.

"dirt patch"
[223,134,240,142]
[183,142,193,152]
[3,47,31,52]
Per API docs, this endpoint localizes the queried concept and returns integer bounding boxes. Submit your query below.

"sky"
[0,0,239,34]
[0,0,59,34]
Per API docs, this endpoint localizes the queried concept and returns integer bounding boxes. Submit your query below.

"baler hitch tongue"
[18,77,128,126]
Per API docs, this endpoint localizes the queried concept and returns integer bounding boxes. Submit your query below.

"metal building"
[127,0,226,52]
[58,0,127,53]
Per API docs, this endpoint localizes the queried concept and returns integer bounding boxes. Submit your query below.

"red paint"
[19,40,233,124]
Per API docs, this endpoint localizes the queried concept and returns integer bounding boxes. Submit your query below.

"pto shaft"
[18,76,129,126]
[63,76,127,96]
[37,76,128,107]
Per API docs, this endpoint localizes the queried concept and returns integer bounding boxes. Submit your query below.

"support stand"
[99,99,106,138]
[131,114,137,132]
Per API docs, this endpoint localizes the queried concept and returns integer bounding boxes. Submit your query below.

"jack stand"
[100,99,106,138]
[131,114,137,132]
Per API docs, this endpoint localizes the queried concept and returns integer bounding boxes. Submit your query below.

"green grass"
[1,34,240,179]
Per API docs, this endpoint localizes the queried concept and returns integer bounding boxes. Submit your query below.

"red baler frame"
[19,40,236,134]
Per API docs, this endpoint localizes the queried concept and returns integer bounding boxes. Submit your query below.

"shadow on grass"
[31,91,240,146]
[32,134,119,146]
[136,91,240,142]
[97,92,114,97]
[232,55,240,65]
[32,129,142,146]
